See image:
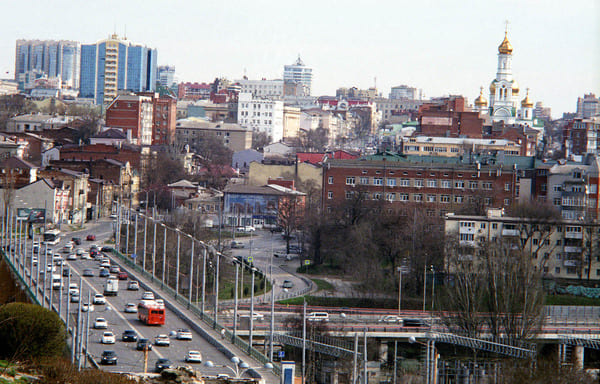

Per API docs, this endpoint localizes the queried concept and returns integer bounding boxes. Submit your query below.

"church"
[474,28,540,129]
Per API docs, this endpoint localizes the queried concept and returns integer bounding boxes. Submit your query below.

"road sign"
[304,260,311,266]
[248,257,253,263]
[278,351,285,358]
[131,253,137,259]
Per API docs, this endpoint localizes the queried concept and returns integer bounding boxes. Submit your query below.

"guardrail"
[109,248,281,377]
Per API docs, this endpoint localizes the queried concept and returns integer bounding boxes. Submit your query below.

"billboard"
[17,208,46,223]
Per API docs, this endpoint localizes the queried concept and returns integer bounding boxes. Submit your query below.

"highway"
[16,219,272,379]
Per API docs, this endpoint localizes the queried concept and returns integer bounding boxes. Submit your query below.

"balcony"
[564,246,582,254]
[563,259,579,267]
[502,229,520,237]
[565,232,583,239]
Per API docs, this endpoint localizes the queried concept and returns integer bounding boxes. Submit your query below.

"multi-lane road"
[13,219,279,380]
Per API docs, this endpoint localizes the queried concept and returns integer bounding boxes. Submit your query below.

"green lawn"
[545,294,600,306]
[312,278,334,291]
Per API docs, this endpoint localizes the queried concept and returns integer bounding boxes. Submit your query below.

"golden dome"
[475,87,488,106]
[498,31,513,54]
[511,80,519,95]
[521,89,533,108]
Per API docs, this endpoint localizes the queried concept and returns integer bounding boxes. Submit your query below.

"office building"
[389,85,420,100]
[15,39,81,90]
[235,78,284,99]
[80,34,157,105]
[576,94,600,119]
[237,92,284,142]
[157,65,176,88]
[283,56,312,97]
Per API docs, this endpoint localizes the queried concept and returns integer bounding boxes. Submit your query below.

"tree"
[0,94,38,129]
[252,131,271,150]
[0,303,66,360]
[278,194,304,253]
[299,128,329,152]
[192,135,233,165]
[144,153,187,188]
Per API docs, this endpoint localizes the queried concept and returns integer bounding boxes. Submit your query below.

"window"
[387,178,396,187]
[441,180,451,189]
[440,195,450,203]
[532,239,539,245]
[504,183,511,191]
[566,267,577,275]
[504,198,510,205]
[386,193,395,201]
[553,198,561,206]
[455,181,465,189]
[492,223,498,229]
[399,193,409,201]
[480,223,486,229]
[574,171,582,179]
[454,195,463,203]
[373,193,382,200]
[328,176,333,184]
[400,178,410,187]
[414,194,423,202]
[414,179,424,188]
[469,181,478,189]
[345,191,353,199]
[427,194,436,202]
[359,177,369,185]
[427,179,437,188]
[346,177,355,185]
[555,267,560,274]
[327,191,333,200]
[460,233,475,241]
[482,182,493,190]
[374,178,383,186]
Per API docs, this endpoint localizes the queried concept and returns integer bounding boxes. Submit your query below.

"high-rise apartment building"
[15,39,81,90]
[80,34,157,105]
[157,65,176,88]
[389,85,420,100]
[237,92,284,142]
[283,56,312,97]
[577,94,600,119]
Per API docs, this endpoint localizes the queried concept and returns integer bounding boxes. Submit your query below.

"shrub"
[0,303,66,360]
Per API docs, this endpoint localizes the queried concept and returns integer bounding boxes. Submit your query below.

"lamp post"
[430,265,436,311]
[248,266,255,353]
[203,357,273,379]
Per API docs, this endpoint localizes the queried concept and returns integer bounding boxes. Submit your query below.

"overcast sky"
[1,0,598,117]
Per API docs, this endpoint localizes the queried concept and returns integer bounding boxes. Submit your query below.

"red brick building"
[322,156,518,216]
[138,92,177,145]
[105,94,153,145]
[178,82,211,100]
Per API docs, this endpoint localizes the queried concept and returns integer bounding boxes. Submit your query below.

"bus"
[43,229,61,245]
[138,300,165,325]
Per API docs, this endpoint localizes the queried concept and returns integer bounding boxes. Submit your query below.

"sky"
[1,0,598,118]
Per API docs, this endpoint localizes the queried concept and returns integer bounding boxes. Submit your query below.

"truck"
[104,277,119,296]
[51,274,62,290]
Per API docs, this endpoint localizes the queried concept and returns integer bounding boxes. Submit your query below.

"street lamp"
[203,356,273,378]
[409,336,439,384]
[397,265,408,315]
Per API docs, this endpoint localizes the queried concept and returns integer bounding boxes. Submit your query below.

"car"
[70,292,80,303]
[136,338,153,351]
[33,244,40,254]
[185,350,202,363]
[66,253,77,261]
[101,246,114,252]
[86,234,96,241]
[100,350,117,365]
[237,225,255,232]
[239,312,265,322]
[94,317,108,329]
[109,265,120,274]
[101,260,111,268]
[93,294,106,305]
[68,283,78,295]
[122,329,138,342]
[379,315,403,324]
[101,331,116,344]
[46,264,56,273]
[128,281,140,290]
[81,302,94,312]
[62,244,73,253]
[82,268,94,277]
[75,248,84,256]
[141,291,154,300]
[124,303,137,313]
[282,280,294,289]
[154,334,170,346]
[307,312,329,322]
[231,241,245,249]
[89,249,99,259]
[176,329,192,340]
[71,237,82,245]
[99,268,110,278]
[109,214,118,220]
[118,271,128,280]
[62,267,71,277]
[155,299,164,306]
[31,256,38,266]
[154,358,172,372]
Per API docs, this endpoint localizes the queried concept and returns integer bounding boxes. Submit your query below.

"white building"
[237,92,284,142]
[283,56,312,97]
[389,85,421,100]
[235,79,284,99]
[158,65,176,88]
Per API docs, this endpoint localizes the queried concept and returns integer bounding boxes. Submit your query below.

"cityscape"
[0,1,598,384]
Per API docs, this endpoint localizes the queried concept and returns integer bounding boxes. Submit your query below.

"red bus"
[138,301,165,325]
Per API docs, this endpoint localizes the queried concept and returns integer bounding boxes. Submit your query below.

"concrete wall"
[248,162,322,190]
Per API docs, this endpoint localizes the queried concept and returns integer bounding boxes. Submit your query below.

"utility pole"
[233,262,239,340]
[188,239,194,306]
[175,229,180,296]
[363,329,368,384]
[162,224,167,287]
[201,247,206,317]
[269,278,275,362]
[143,213,147,272]
[302,300,306,384]
[152,220,157,280]
[248,268,255,353]
[83,291,91,368]
[214,251,220,327]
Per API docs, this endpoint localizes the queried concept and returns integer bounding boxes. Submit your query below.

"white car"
[100,260,110,268]
[76,248,85,256]
[81,302,94,312]
[379,315,403,324]
[46,264,56,272]
[67,253,77,260]
[239,312,264,321]
[101,331,116,344]
[142,291,154,300]
[124,303,138,313]
[93,294,106,305]
[154,334,170,346]
[62,244,73,253]
[176,329,192,340]
[68,283,78,295]
[93,317,108,329]
[31,257,38,266]
[185,350,202,363]
[155,299,164,306]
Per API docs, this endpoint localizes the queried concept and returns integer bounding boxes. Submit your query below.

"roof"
[297,152,326,165]
[92,128,127,140]
[176,119,247,132]
[405,136,517,146]
[0,157,37,169]
[9,113,55,123]
[168,179,197,189]
[224,184,305,196]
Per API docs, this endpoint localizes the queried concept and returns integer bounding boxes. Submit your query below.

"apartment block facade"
[105,94,153,145]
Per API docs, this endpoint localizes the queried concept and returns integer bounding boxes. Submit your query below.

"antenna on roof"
[124,24,127,39]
